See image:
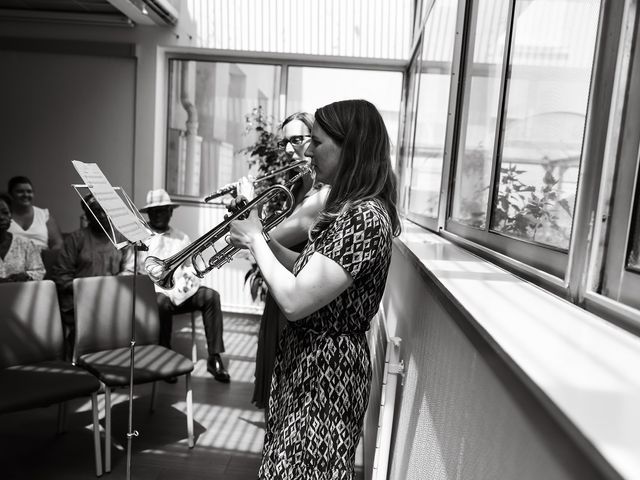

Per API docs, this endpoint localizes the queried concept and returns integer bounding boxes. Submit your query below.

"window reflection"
[490,0,600,249]
[166,60,281,199]
[286,66,402,167]
[408,0,458,219]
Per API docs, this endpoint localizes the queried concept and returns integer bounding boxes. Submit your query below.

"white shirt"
[125,226,200,305]
[8,206,49,250]
[0,235,46,280]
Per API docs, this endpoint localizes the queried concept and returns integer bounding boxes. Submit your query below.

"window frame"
[441,0,605,283]
[580,1,640,335]
[404,0,463,231]
[162,50,406,205]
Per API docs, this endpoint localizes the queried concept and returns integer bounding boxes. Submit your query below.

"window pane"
[490,0,600,249]
[166,60,280,199]
[408,0,458,218]
[286,67,403,167]
[450,0,510,228]
[184,0,413,60]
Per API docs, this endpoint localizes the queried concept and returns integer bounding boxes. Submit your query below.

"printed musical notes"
[72,160,151,244]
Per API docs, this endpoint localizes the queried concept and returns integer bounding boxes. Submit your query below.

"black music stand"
[72,161,153,480]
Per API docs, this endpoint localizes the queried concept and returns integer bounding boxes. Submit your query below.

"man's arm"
[52,232,80,292]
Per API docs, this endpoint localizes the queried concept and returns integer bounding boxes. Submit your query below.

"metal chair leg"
[105,386,112,473]
[56,401,67,434]
[191,312,198,363]
[91,392,103,477]
[186,373,194,448]
[150,381,157,412]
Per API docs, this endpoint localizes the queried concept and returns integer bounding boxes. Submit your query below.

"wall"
[0,17,204,224]
[382,241,610,480]
[0,44,136,233]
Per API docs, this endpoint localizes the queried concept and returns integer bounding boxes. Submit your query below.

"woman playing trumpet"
[229,99,400,478]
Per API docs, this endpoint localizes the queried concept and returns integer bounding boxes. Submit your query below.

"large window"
[165,59,402,201]
[166,60,280,200]
[447,0,600,276]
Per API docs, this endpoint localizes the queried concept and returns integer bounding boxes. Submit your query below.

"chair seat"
[77,344,194,387]
[0,360,101,414]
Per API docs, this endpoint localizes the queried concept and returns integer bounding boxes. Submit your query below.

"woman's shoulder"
[323,199,391,238]
[33,206,50,221]
[342,198,390,222]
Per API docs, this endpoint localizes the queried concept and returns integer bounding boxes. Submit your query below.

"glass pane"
[490,0,600,249]
[450,0,510,228]
[166,60,281,199]
[286,67,403,168]
[408,0,458,218]
[627,173,640,272]
[187,0,413,60]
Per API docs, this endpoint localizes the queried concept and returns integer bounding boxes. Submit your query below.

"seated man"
[52,194,126,359]
[126,189,230,383]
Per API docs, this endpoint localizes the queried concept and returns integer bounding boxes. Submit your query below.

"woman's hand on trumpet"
[228,208,264,250]
[226,195,249,217]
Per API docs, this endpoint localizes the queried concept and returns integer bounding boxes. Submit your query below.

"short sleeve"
[41,207,50,222]
[317,203,385,280]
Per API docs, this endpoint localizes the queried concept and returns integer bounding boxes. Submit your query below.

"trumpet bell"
[144,255,174,289]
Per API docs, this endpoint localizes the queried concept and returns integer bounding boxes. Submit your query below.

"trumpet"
[204,160,311,202]
[144,161,313,289]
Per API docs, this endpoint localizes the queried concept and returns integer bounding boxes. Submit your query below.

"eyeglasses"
[277,135,311,150]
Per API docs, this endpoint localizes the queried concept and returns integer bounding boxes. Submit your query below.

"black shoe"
[164,376,178,384]
[207,355,230,383]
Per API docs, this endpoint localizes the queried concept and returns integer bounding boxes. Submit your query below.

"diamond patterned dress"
[258,199,393,479]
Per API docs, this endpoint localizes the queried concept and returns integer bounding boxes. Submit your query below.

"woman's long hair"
[311,99,400,238]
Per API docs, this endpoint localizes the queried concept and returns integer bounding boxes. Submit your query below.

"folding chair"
[73,275,194,473]
[0,280,103,477]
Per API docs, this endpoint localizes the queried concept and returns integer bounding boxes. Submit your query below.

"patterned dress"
[259,199,393,479]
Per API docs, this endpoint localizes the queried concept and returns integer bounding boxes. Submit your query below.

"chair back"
[0,280,63,368]
[73,275,160,361]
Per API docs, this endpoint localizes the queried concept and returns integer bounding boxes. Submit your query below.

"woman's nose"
[304,144,313,158]
[285,143,295,155]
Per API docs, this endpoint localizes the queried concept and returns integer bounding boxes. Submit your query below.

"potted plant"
[238,106,291,302]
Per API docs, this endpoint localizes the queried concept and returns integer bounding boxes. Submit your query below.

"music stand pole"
[126,241,147,480]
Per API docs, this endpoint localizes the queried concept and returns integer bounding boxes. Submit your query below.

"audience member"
[126,188,230,383]
[52,194,126,359]
[0,192,46,283]
[8,176,64,251]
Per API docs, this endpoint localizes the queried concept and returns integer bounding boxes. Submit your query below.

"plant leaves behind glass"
[493,163,573,248]
[244,262,267,303]
[238,105,294,303]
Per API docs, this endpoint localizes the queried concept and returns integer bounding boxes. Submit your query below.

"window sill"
[394,220,640,480]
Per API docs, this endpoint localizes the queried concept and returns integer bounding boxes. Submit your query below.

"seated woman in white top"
[0,193,45,282]
[7,176,63,252]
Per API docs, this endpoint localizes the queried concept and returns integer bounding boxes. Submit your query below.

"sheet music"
[72,160,151,243]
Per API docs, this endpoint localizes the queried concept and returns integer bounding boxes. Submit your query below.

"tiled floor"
[0,312,365,479]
